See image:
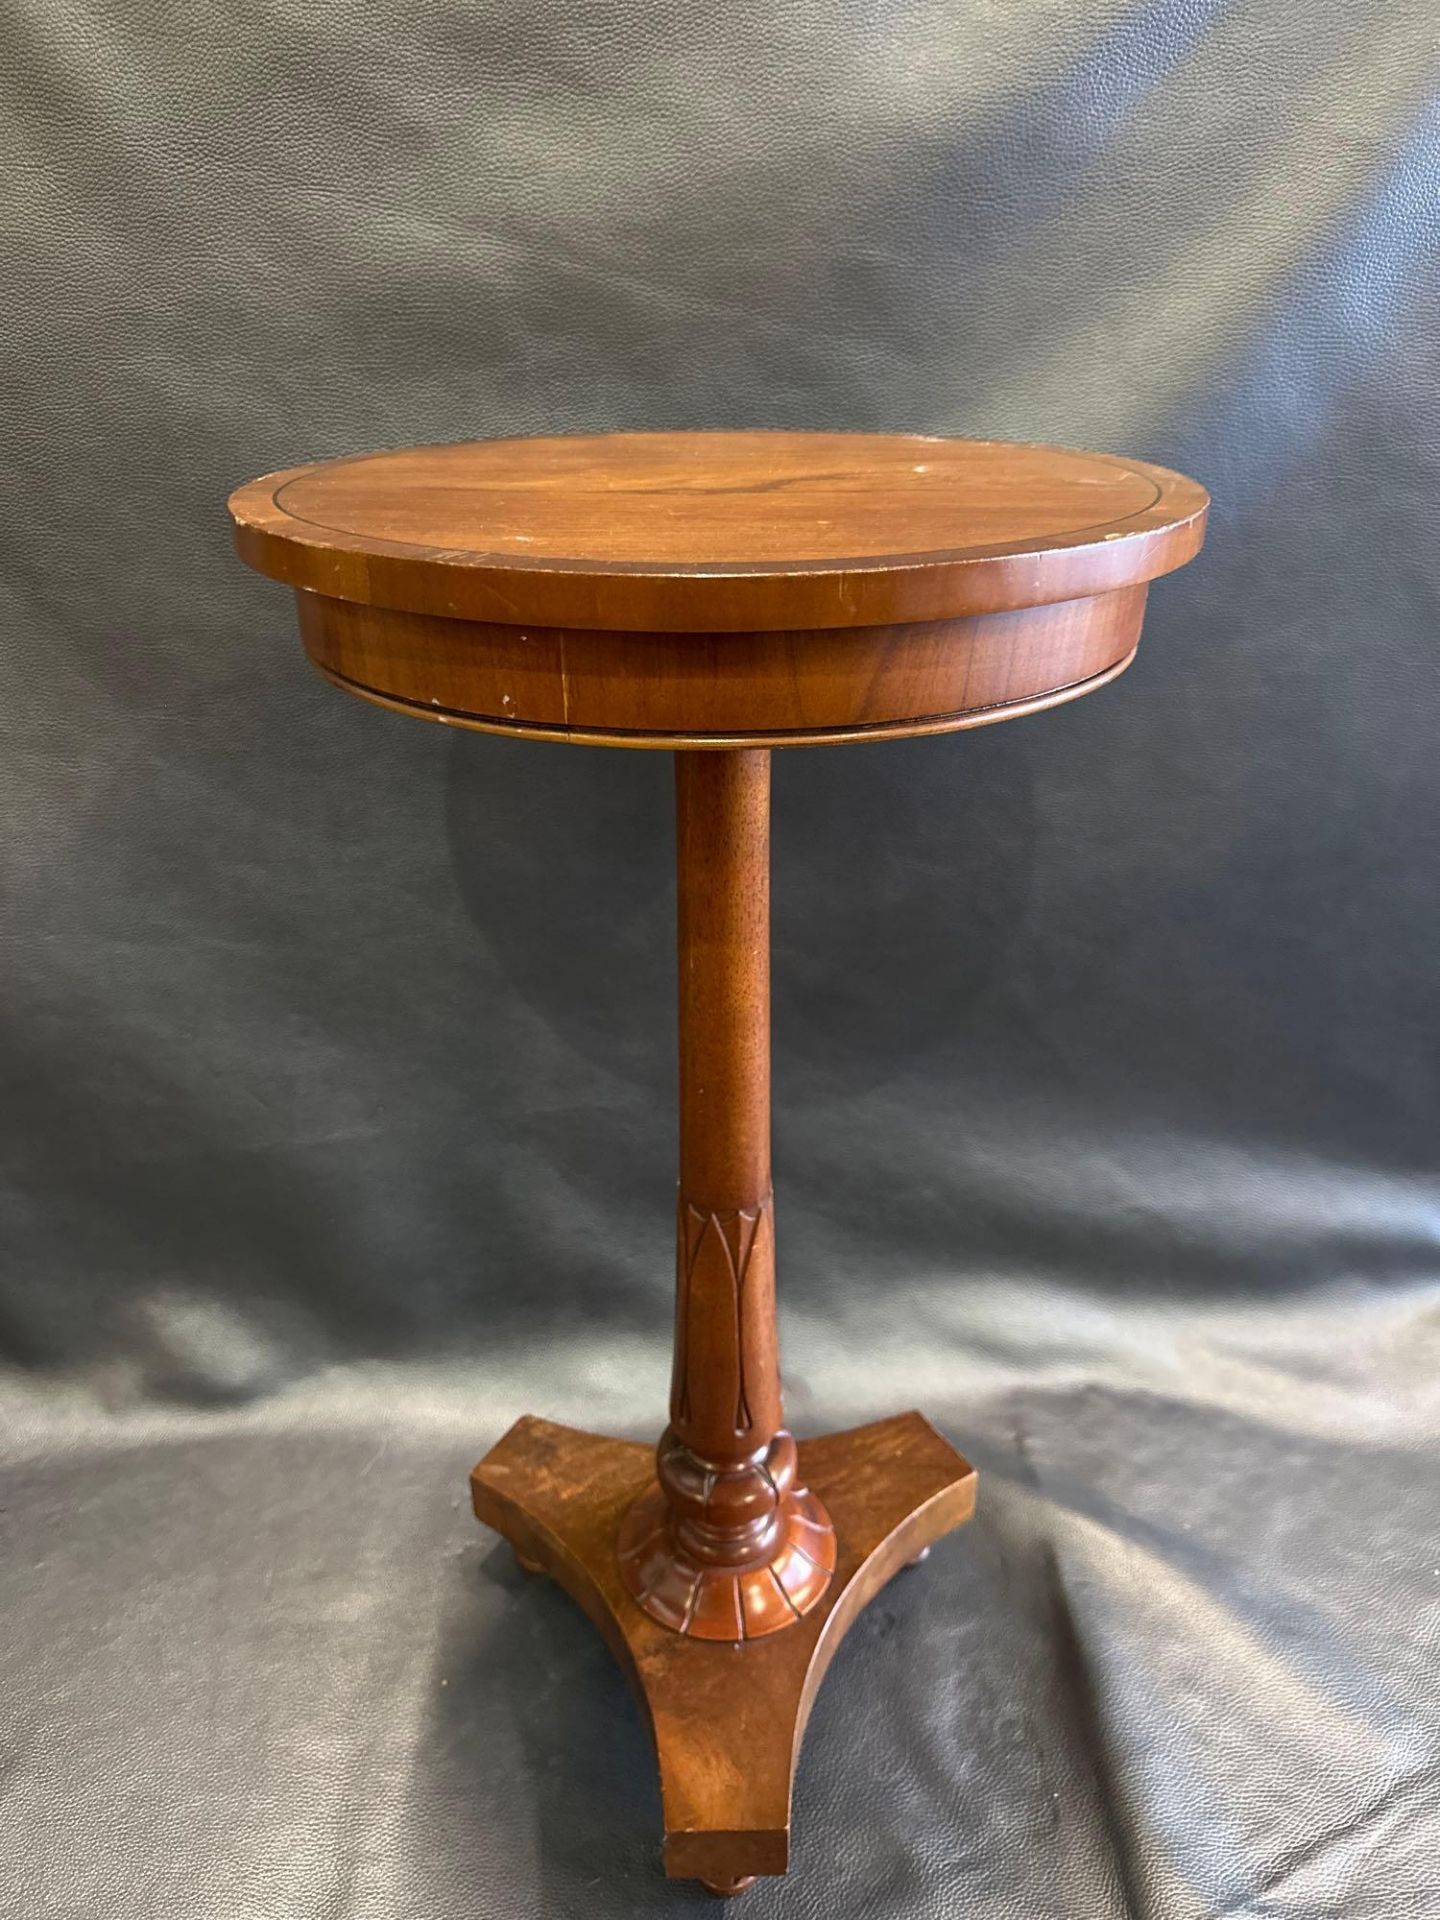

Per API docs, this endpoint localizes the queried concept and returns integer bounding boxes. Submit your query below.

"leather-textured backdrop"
[3,3,1438,1916]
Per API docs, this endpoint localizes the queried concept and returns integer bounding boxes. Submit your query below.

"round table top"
[229,431,1207,635]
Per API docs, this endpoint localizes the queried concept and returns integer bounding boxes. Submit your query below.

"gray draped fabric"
[3,3,1437,1914]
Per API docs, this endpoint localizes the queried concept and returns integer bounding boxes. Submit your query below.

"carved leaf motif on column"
[673,1195,771,1438]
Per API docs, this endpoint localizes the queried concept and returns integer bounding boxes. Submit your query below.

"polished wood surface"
[618,753,835,1639]
[294,581,1147,749]
[472,1411,976,1891]
[231,433,1205,748]
[230,430,1206,633]
[229,430,1208,1892]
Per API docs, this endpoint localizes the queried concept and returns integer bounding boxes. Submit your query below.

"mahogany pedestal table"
[228,431,1207,1895]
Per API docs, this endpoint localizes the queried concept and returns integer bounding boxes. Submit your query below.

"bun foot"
[512,1545,544,1576]
[906,1545,932,1567]
[702,1875,757,1897]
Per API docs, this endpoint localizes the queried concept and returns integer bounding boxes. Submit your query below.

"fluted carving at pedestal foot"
[618,1475,834,1640]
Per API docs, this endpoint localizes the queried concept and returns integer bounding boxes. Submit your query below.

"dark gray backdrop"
[3,4,1438,1917]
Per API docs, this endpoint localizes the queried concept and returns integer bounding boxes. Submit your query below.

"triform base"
[471,1410,976,1893]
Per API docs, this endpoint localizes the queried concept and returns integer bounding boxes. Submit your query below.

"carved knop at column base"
[618,1430,836,1640]
[658,1427,794,1566]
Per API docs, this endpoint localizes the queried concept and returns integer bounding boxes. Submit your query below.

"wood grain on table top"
[229,431,1208,634]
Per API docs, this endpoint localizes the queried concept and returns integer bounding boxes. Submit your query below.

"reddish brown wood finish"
[293,582,1147,748]
[231,432,1206,750]
[229,430,1206,632]
[472,1411,977,1890]
[618,752,835,1639]
[227,430,1208,1894]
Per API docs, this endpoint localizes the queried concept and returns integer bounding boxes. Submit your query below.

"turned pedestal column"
[229,430,1207,1894]
[617,748,836,1640]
